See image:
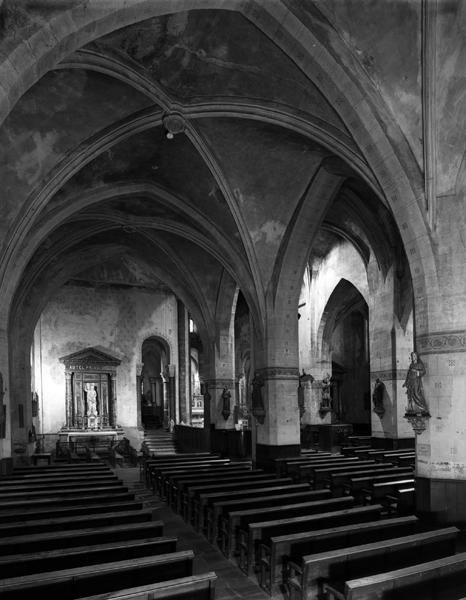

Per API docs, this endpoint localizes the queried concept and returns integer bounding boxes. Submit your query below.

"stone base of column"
[416,476,466,525]
[371,436,415,450]
[256,443,300,469]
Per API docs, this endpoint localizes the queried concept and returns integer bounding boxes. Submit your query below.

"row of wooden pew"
[146,448,466,599]
[0,460,217,599]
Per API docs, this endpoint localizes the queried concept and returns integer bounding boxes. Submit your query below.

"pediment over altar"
[60,347,121,371]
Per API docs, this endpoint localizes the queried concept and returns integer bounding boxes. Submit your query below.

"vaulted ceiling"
[0,4,412,345]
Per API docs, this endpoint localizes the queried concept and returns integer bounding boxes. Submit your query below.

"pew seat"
[0,551,194,600]
[294,526,458,600]
[76,572,217,600]
[258,514,419,595]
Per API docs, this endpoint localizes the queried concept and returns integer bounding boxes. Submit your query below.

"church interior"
[1,1,466,598]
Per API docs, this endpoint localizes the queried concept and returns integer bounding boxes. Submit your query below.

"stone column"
[414,333,466,523]
[110,371,117,428]
[168,365,176,428]
[177,301,189,423]
[65,372,72,428]
[135,363,143,429]
[368,268,414,448]
[161,368,169,429]
[254,366,301,465]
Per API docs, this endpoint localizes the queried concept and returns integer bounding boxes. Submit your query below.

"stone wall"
[32,283,178,434]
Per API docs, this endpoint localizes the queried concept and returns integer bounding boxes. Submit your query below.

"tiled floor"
[118,467,271,600]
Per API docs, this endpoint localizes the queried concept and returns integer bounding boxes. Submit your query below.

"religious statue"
[403,351,429,414]
[321,373,332,408]
[85,383,98,417]
[31,391,39,417]
[251,371,265,424]
[372,378,385,417]
[221,387,231,420]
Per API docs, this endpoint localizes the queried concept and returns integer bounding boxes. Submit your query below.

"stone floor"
[117,467,271,600]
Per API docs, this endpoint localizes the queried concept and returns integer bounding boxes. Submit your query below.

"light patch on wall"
[15,130,60,186]
[250,220,285,246]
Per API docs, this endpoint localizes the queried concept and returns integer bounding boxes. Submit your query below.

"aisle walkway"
[117,467,271,600]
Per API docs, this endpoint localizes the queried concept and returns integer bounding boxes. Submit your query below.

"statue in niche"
[372,378,385,417]
[403,351,429,414]
[84,383,98,418]
[321,373,332,409]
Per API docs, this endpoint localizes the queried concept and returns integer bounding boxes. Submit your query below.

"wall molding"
[417,330,466,354]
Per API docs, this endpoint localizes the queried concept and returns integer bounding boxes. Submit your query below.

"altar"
[59,347,121,431]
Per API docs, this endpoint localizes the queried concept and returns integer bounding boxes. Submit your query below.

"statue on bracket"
[221,387,231,421]
[403,351,430,435]
[319,373,332,416]
[403,352,429,414]
[372,378,386,417]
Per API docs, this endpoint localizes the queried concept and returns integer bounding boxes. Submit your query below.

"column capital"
[255,366,299,381]
[204,378,235,389]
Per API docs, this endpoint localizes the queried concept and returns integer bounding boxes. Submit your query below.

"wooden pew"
[166,466,256,508]
[0,550,194,600]
[0,489,136,513]
[209,487,330,554]
[171,469,266,513]
[192,478,308,531]
[321,527,458,600]
[303,461,391,488]
[143,453,220,486]
[340,445,372,456]
[203,483,313,541]
[339,551,466,600]
[11,462,111,473]
[238,503,383,576]
[0,474,120,491]
[274,453,336,477]
[285,457,360,481]
[259,514,419,595]
[326,466,413,496]
[224,496,354,568]
[381,451,416,463]
[0,498,145,524]
[355,448,415,461]
[0,508,157,538]
[150,460,232,494]
[0,535,178,578]
[342,470,415,502]
[0,465,114,484]
[395,453,416,467]
[362,478,415,505]
[0,520,165,555]
[75,572,217,600]
[182,476,294,524]
[0,483,129,501]
[385,486,415,515]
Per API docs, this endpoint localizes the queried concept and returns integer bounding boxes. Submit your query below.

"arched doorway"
[140,337,170,430]
[325,284,370,433]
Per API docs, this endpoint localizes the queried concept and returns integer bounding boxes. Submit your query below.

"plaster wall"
[33,283,178,434]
